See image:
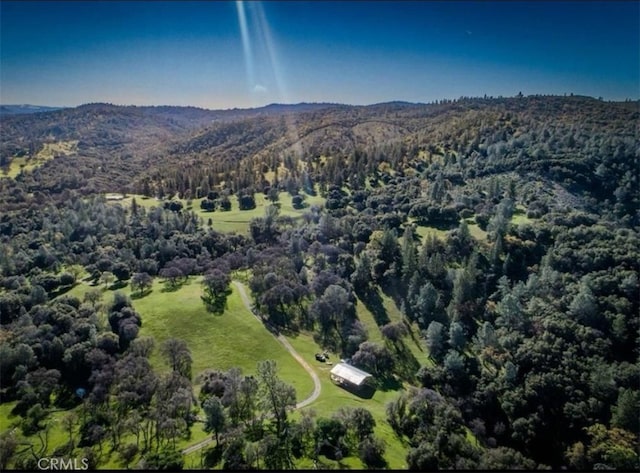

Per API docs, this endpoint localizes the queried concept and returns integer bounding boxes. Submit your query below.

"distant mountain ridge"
[1,95,637,211]
[0,104,65,115]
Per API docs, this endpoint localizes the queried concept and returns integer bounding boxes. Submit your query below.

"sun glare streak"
[254,2,302,156]
[254,2,287,102]
[236,1,255,94]
[236,1,302,156]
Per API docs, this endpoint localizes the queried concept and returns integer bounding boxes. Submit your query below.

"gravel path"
[181,280,321,455]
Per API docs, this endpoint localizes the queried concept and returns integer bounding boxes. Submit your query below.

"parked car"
[315,353,326,362]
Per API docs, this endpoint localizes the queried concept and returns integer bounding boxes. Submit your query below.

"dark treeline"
[0,95,638,470]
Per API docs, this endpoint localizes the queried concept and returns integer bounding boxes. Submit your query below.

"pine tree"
[401,226,417,284]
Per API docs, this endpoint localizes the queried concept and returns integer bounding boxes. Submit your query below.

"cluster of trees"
[387,387,539,469]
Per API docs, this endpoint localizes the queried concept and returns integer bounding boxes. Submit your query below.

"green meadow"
[131,278,315,402]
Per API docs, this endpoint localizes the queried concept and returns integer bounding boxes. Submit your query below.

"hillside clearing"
[2,140,78,178]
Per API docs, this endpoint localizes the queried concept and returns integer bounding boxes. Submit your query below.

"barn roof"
[330,362,372,386]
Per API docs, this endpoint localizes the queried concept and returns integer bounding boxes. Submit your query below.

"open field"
[415,224,450,241]
[0,401,20,432]
[413,207,541,244]
[511,205,537,226]
[467,221,488,240]
[190,191,325,234]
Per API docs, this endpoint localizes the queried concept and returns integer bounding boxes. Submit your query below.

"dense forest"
[0,95,638,470]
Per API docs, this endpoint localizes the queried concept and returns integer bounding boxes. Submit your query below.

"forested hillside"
[0,95,638,470]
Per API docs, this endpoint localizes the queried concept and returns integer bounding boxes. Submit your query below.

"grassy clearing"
[355,298,385,345]
[63,281,95,301]
[356,288,432,370]
[467,221,488,240]
[2,141,78,178]
[511,213,533,225]
[0,401,19,432]
[414,216,490,243]
[128,277,315,402]
[413,207,531,243]
[112,194,163,210]
[511,206,536,226]
[414,224,451,241]
[109,191,325,235]
[379,290,403,324]
[378,290,433,369]
[189,192,267,234]
[192,190,325,234]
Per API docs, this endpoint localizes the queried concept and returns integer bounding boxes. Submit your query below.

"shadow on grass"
[358,287,390,326]
[377,376,402,392]
[406,323,425,352]
[160,281,186,293]
[111,280,128,290]
[380,282,407,316]
[390,340,420,384]
[278,326,299,338]
[130,289,152,300]
[49,285,74,299]
[203,445,222,469]
[416,221,457,232]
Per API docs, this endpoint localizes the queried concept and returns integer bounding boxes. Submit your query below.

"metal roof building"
[330,362,373,388]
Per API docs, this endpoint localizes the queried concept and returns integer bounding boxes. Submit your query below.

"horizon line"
[2,93,639,113]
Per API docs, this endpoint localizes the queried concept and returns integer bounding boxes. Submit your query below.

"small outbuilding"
[330,362,373,389]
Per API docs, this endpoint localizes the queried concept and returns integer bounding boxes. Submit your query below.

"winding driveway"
[181,281,321,455]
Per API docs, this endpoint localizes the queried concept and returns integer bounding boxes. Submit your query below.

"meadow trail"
[181,281,322,455]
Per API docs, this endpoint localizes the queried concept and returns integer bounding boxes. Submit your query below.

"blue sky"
[1,1,638,108]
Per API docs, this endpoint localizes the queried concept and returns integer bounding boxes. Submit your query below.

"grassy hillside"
[2,140,78,178]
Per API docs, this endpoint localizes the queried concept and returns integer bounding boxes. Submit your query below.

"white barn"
[330,362,373,389]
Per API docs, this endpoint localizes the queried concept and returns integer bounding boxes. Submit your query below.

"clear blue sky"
[1,1,638,109]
